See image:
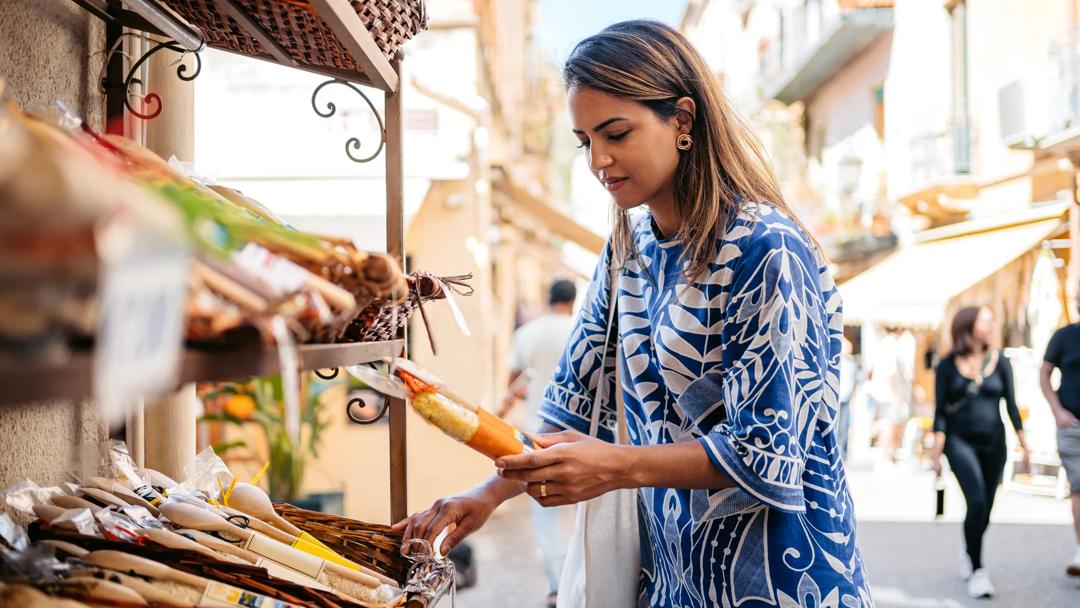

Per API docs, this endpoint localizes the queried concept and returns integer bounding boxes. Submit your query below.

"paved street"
[453,454,1078,607]
[850,457,1078,608]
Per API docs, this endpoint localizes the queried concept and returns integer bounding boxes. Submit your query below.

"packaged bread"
[374,359,534,460]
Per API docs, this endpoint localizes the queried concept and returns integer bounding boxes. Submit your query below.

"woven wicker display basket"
[29,526,405,607]
[164,0,427,72]
[345,272,473,350]
[292,237,410,343]
[274,502,411,583]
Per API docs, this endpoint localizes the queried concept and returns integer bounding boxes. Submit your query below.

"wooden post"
[141,40,197,480]
[144,386,198,480]
[385,54,408,523]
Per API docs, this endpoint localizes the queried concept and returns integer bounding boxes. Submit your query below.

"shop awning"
[492,166,606,254]
[839,205,1069,329]
[1038,123,1080,157]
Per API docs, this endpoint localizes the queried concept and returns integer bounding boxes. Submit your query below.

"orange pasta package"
[383,359,534,460]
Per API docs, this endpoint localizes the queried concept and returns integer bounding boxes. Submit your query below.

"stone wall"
[0,0,108,489]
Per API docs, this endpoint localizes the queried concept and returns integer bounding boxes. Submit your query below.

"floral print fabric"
[539,203,873,607]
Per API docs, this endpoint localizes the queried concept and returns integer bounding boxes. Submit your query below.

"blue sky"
[534,0,690,64]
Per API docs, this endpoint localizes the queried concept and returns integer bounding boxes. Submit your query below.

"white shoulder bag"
[557,262,641,608]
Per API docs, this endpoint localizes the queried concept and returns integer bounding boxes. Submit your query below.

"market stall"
[0,0,457,605]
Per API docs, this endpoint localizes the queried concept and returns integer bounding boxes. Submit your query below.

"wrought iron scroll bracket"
[310,79,387,163]
[100,38,201,121]
[314,365,392,425]
[345,394,391,425]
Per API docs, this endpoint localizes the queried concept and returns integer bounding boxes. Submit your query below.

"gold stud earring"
[676,133,693,151]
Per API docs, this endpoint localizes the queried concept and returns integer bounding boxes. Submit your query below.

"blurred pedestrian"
[931,306,1031,598]
[869,326,914,461]
[1040,285,1080,578]
[497,279,577,608]
[837,337,861,460]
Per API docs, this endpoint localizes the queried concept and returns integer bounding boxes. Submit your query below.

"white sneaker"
[1067,548,1080,577]
[967,568,995,599]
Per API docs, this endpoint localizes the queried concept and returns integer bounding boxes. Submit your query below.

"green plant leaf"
[302,374,332,459]
[241,372,341,501]
[211,440,248,455]
[197,411,245,426]
[250,410,277,429]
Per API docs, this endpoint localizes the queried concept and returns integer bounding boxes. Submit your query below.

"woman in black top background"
[930,306,1031,599]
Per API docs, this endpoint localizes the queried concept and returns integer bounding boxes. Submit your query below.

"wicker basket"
[295,241,410,343]
[29,526,404,607]
[274,502,412,583]
[344,272,473,348]
[164,0,427,72]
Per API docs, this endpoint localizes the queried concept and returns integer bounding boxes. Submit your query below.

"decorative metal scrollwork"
[313,368,340,380]
[310,79,386,163]
[345,393,391,425]
[101,39,201,120]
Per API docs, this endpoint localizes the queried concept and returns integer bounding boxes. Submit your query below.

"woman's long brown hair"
[564,20,820,280]
[949,306,988,357]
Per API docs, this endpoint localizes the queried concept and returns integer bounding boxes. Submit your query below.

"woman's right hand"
[392,490,498,556]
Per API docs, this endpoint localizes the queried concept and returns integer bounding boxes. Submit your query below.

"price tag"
[94,248,189,406]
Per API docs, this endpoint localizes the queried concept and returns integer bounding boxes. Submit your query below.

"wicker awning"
[159,0,427,91]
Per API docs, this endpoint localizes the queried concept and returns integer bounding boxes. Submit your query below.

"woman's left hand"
[495,430,633,507]
[1017,449,1032,475]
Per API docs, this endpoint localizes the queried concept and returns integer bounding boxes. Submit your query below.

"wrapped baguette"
[393,360,533,460]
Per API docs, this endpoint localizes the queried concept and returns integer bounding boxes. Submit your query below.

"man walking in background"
[837,337,861,461]
[870,326,915,462]
[497,279,577,608]
[1042,285,1080,577]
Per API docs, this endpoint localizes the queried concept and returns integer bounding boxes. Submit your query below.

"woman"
[395,21,872,607]
[931,306,1030,599]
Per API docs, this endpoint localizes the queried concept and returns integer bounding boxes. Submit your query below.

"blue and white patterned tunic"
[539,203,873,607]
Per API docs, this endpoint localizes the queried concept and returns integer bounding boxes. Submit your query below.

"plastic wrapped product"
[401,375,533,460]
[350,357,535,461]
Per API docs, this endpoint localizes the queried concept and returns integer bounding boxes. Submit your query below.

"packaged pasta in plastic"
[351,358,533,460]
[0,513,29,551]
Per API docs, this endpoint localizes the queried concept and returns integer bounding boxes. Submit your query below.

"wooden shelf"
[0,340,403,408]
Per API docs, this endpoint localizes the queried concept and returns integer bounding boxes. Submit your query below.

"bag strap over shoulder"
[945,350,995,415]
[614,341,628,446]
[590,255,623,441]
